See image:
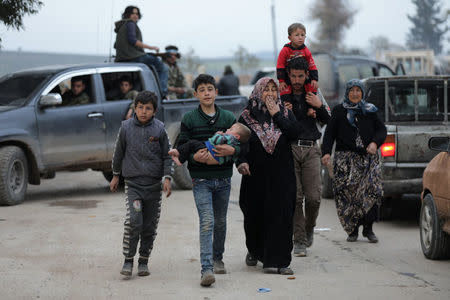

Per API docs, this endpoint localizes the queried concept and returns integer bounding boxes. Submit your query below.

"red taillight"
[380,134,396,157]
[381,143,395,157]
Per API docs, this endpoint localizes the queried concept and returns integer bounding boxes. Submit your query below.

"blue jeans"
[132,54,168,96]
[192,178,231,273]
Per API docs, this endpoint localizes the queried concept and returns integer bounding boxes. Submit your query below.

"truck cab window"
[101,71,143,101]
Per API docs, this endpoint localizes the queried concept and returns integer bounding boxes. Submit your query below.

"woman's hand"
[366,142,377,155]
[237,163,251,175]
[265,96,280,116]
[213,144,235,157]
[321,154,331,166]
[193,148,209,163]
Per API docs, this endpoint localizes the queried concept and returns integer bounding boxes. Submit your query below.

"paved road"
[0,170,449,299]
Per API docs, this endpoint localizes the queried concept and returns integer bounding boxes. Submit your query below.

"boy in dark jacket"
[110,91,173,277]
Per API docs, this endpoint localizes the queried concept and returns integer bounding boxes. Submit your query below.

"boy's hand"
[311,80,318,90]
[163,177,172,197]
[307,108,316,118]
[284,101,293,110]
[110,175,120,192]
[279,82,288,92]
[213,144,235,157]
[193,149,209,163]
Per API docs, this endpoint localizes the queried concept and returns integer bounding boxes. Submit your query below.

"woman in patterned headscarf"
[321,79,387,243]
[236,77,302,275]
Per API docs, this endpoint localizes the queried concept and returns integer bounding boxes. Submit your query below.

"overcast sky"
[0,0,449,58]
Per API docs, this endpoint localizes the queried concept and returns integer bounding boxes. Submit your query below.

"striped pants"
[123,180,162,260]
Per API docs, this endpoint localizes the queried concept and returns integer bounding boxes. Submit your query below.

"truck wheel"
[420,193,450,260]
[321,166,333,199]
[173,162,192,189]
[0,146,28,205]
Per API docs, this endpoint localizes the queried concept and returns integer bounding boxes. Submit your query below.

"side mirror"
[428,137,450,152]
[39,93,62,108]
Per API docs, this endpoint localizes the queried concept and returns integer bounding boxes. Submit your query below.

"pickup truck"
[321,75,449,216]
[0,63,247,205]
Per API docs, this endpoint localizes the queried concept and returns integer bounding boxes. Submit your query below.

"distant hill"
[0,50,275,78]
[0,50,110,76]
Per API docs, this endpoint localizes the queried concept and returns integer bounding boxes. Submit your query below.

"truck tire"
[420,193,450,260]
[173,162,192,190]
[321,166,334,199]
[0,146,28,205]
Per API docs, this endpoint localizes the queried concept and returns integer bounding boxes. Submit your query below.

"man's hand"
[311,80,319,90]
[163,177,171,197]
[110,175,120,192]
[366,142,377,155]
[176,87,185,94]
[307,108,316,118]
[193,148,209,163]
[237,163,251,175]
[284,101,293,110]
[213,144,235,157]
[321,154,331,166]
[279,82,288,92]
[305,92,322,108]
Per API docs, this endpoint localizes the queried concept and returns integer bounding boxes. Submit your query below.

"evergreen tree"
[406,0,447,54]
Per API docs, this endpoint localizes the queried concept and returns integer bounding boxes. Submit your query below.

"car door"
[35,70,107,168]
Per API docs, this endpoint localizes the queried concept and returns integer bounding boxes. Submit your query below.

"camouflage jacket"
[167,63,187,99]
[62,91,90,106]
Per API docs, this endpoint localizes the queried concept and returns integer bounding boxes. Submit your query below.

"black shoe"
[120,260,133,276]
[245,252,257,266]
[346,234,358,242]
[363,231,379,243]
[306,229,314,247]
[278,267,294,275]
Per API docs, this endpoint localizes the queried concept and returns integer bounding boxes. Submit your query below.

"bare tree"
[0,0,43,47]
[233,45,260,75]
[308,0,356,53]
[406,0,448,54]
[181,47,201,75]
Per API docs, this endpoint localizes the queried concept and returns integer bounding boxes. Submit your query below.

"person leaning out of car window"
[321,79,387,244]
[62,76,90,106]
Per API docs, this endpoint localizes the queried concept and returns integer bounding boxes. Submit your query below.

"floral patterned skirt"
[332,150,383,234]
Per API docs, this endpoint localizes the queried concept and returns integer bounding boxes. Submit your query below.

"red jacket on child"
[276,43,318,96]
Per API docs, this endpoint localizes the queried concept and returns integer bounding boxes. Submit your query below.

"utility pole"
[271,0,278,65]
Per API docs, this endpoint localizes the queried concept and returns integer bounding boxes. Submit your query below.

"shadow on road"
[25,186,110,203]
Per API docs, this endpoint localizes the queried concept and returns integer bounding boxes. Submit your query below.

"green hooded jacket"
[114,19,144,62]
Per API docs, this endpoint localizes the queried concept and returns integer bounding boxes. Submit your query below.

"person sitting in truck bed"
[62,76,90,106]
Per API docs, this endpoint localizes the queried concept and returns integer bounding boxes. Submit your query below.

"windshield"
[0,73,51,107]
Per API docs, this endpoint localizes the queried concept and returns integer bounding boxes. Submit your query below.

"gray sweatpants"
[123,180,162,260]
